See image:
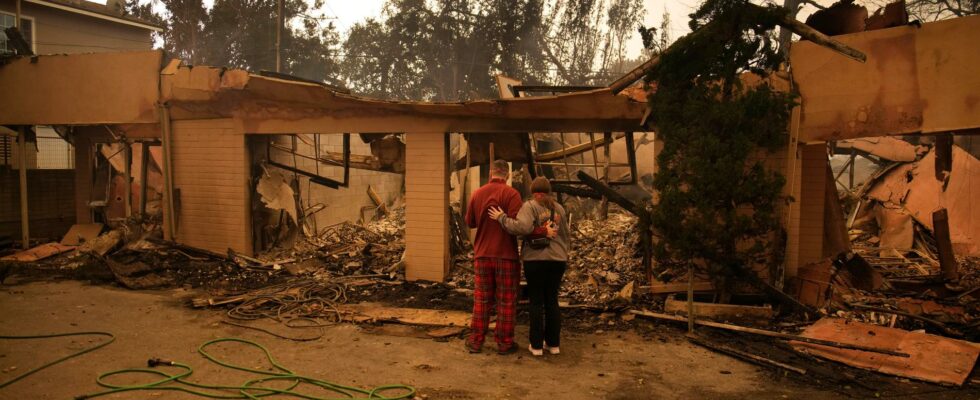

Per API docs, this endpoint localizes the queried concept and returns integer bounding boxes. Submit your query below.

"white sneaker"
[543,344,560,355]
[528,344,544,357]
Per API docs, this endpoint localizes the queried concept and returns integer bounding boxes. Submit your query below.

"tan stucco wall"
[0,0,154,54]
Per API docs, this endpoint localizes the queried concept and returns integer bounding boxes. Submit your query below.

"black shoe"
[497,344,519,355]
[464,340,482,354]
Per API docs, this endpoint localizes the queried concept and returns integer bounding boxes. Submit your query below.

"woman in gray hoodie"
[488,177,569,357]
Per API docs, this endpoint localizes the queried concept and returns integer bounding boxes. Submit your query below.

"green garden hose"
[76,337,416,400]
[0,331,116,389]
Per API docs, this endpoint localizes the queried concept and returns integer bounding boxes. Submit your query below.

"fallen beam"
[630,310,910,358]
[575,171,649,219]
[772,6,866,62]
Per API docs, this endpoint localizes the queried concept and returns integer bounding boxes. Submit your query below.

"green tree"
[340,0,648,100]
[646,0,796,300]
[127,0,339,82]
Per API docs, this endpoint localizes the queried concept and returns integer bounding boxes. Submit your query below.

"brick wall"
[403,133,449,281]
[170,119,251,254]
[0,168,75,240]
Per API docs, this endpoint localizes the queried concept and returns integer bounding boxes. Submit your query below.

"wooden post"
[15,2,26,249]
[935,133,953,182]
[138,142,150,215]
[933,208,958,281]
[17,126,29,249]
[159,104,176,240]
[123,140,132,217]
[588,132,601,182]
[15,0,21,31]
[461,135,471,216]
[687,265,695,334]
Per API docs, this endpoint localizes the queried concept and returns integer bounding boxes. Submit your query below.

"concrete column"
[403,132,450,281]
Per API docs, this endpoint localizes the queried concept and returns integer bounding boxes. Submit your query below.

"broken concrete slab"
[1,243,76,262]
[791,318,980,386]
[61,223,105,246]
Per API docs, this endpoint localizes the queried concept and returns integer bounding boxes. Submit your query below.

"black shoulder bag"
[525,207,555,250]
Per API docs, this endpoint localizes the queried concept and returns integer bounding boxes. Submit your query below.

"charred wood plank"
[687,334,807,375]
[631,310,910,358]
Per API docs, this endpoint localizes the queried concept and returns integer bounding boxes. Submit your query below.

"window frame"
[0,11,37,54]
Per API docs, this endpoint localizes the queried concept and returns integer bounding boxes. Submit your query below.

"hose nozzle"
[147,358,175,367]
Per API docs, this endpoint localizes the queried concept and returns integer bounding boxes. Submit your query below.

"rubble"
[562,212,645,306]
[858,145,979,257]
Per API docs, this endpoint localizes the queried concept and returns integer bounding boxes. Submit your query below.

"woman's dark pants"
[523,260,566,349]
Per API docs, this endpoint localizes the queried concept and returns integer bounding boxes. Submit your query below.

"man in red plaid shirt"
[464,160,523,354]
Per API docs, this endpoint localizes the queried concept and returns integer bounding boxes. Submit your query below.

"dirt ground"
[0,280,977,400]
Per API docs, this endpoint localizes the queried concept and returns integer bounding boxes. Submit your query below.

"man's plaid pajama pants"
[468,257,521,350]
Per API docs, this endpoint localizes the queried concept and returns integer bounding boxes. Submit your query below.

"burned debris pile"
[790,140,980,342]
[0,207,410,292]
[562,213,644,306]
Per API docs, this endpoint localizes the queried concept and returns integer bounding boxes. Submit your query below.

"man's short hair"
[491,160,509,177]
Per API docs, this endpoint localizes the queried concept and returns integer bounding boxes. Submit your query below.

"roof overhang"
[26,0,164,32]
[159,61,648,134]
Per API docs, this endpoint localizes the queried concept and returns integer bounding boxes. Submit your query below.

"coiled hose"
[1,333,414,399]
[76,337,415,399]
